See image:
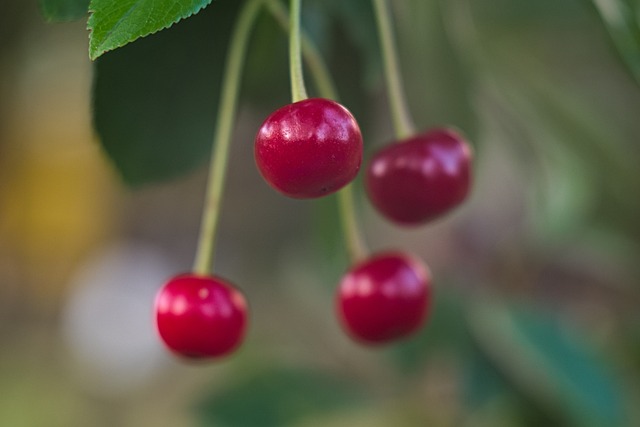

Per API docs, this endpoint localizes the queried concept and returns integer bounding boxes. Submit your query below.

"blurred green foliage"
[588,0,640,84]
[38,0,88,21]
[196,366,367,427]
[467,302,624,427]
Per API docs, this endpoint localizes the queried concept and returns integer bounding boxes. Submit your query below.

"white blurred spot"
[61,241,180,397]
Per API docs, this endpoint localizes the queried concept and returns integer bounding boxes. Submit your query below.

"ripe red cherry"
[365,128,472,225]
[154,274,248,360]
[255,98,363,198]
[336,252,431,344]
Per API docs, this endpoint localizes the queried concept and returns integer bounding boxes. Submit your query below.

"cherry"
[154,274,248,360]
[255,98,363,198]
[336,252,431,344]
[365,128,472,225]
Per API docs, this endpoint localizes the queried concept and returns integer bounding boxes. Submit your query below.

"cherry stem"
[265,0,336,99]
[193,0,263,276]
[266,0,367,262]
[337,184,367,262]
[372,0,416,140]
[289,0,308,102]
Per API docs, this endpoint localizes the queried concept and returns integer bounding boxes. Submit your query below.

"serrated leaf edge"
[87,0,213,60]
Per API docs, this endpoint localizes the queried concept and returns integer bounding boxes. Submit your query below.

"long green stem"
[265,0,336,100]
[372,0,415,139]
[266,0,367,262]
[289,0,308,102]
[193,0,263,275]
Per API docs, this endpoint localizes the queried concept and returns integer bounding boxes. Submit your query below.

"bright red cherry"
[336,252,431,344]
[365,128,472,225]
[255,98,363,198]
[154,274,248,360]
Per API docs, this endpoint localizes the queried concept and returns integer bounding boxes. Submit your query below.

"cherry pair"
[337,127,471,343]
[155,251,432,359]
[255,98,472,225]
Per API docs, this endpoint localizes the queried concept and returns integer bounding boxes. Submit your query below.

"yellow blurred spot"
[0,32,120,309]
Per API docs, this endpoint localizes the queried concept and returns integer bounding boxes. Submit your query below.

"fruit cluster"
[155,97,472,359]
[153,0,473,361]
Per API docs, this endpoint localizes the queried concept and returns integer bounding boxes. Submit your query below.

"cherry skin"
[255,98,363,198]
[365,127,472,225]
[336,252,431,344]
[154,274,248,360]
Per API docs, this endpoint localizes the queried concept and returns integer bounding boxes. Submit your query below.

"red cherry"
[154,274,248,360]
[255,98,363,198]
[365,128,472,225]
[336,252,431,344]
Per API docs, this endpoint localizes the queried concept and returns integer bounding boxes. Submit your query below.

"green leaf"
[92,2,239,185]
[468,302,626,427]
[589,0,640,84]
[196,366,367,427]
[88,0,213,60]
[38,0,89,21]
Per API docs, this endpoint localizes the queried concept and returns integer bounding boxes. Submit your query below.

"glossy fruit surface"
[365,128,472,225]
[255,98,363,198]
[155,274,248,359]
[336,252,431,344]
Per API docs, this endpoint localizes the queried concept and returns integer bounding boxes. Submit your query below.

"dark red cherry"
[255,98,363,198]
[336,252,431,344]
[365,128,472,225]
[155,274,248,360]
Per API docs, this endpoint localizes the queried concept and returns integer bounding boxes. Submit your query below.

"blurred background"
[1,0,639,426]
